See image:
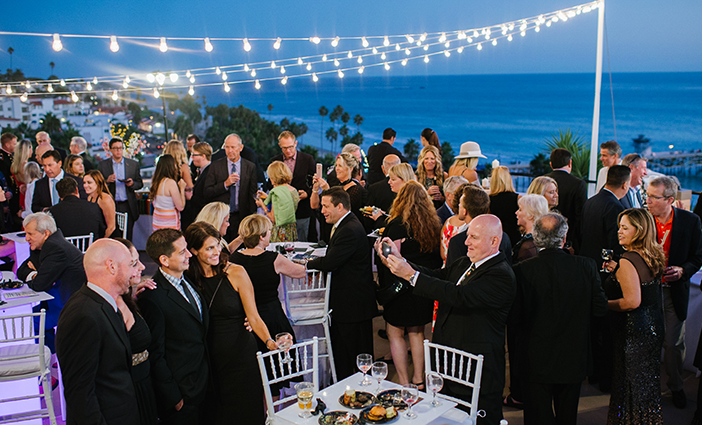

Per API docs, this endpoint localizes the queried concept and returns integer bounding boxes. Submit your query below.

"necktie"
[229,162,238,212]
[457,264,477,286]
[181,280,202,321]
[51,178,59,205]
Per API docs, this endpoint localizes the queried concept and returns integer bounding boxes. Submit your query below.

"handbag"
[375,278,410,306]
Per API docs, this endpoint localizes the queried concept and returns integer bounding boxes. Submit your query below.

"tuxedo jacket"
[203,157,257,217]
[666,207,702,321]
[366,142,406,186]
[270,150,316,218]
[512,248,608,384]
[32,173,87,212]
[137,269,210,413]
[364,178,396,232]
[546,170,587,251]
[56,285,138,425]
[306,213,377,323]
[412,253,516,399]
[17,229,87,330]
[580,188,625,268]
[49,195,106,238]
[97,158,144,220]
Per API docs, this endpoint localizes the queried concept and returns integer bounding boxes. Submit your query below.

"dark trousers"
[330,319,374,381]
[114,201,135,241]
[160,403,202,425]
[524,381,581,425]
[444,383,503,425]
[590,313,613,389]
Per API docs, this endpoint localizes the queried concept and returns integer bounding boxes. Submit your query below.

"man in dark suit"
[381,214,516,425]
[646,176,702,408]
[437,176,469,226]
[139,229,209,424]
[580,164,630,391]
[32,150,86,212]
[97,137,143,240]
[270,131,316,241]
[363,154,401,232]
[203,133,257,241]
[36,131,67,161]
[181,142,212,230]
[56,239,138,425]
[546,148,587,252]
[619,153,647,209]
[513,213,608,425]
[0,132,19,229]
[185,134,200,180]
[306,187,377,380]
[366,128,406,186]
[212,141,265,183]
[50,178,105,238]
[69,136,94,171]
[17,212,86,351]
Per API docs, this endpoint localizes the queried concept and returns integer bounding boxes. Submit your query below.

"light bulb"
[297,58,303,65]
[52,34,63,51]
[170,72,178,82]
[358,66,364,74]
[20,92,28,102]
[156,72,166,86]
[361,37,369,48]
[243,38,251,51]
[552,16,559,23]
[280,66,286,74]
[439,33,447,43]
[244,64,249,72]
[332,36,340,47]
[424,55,429,63]
[423,45,428,51]
[576,7,582,15]
[122,80,128,89]
[47,83,54,92]
[372,47,378,54]
[485,33,490,40]
[125,76,130,83]
[420,33,427,42]
[71,91,79,102]
[477,43,483,50]
[224,82,230,92]
[406,35,415,43]
[281,76,288,84]
[384,62,390,70]
[221,71,227,81]
[535,25,541,33]
[310,36,320,44]
[383,36,390,46]
[86,82,92,91]
[521,31,526,37]
[508,34,513,41]
[509,23,515,31]
[338,69,344,78]
[401,59,408,66]
[492,39,497,46]
[60,79,66,87]
[457,46,464,53]
[215,67,221,75]
[322,54,328,61]
[271,61,277,69]
[520,22,528,31]
[312,73,319,82]
[204,37,213,52]
[381,52,386,60]
[444,50,451,57]
[185,70,191,78]
[306,63,312,71]
[347,51,353,58]
[112,90,119,101]
[188,86,194,96]
[255,80,261,89]
[110,36,119,52]
[405,48,410,55]
[153,88,160,98]
[546,20,552,27]
[251,69,256,77]
[93,77,98,85]
[583,5,592,13]
[539,15,546,24]
[25,81,31,88]
[395,44,400,51]
[273,37,281,49]
[190,75,195,83]
[159,37,168,52]
[458,31,466,40]
[357,56,363,64]
[445,41,450,48]
[472,30,479,38]
[5,85,11,94]
[467,37,473,43]
[416,41,421,46]
[334,59,340,67]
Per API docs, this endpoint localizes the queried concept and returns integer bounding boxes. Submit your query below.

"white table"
[1,231,31,274]
[275,372,457,425]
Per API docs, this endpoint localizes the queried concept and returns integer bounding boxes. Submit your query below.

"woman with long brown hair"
[63,154,85,177]
[416,145,445,208]
[420,128,442,156]
[84,170,116,237]
[375,180,442,388]
[604,208,666,424]
[150,154,187,231]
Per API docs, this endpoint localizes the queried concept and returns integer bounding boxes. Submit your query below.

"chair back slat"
[116,212,128,239]
[65,233,94,253]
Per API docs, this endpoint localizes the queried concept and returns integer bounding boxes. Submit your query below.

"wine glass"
[600,249,614,273]
[371,361,388,394]
[275,332,293,364]
[295,382,315,418]
[401,383,418,420]
[284,242,295,257]
[426,373,444,407]
[356,353,373,386]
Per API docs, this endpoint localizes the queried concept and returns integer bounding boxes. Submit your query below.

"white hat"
[455,141,486,159]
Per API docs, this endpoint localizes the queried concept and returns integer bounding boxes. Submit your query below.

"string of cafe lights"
[1,0,600,103]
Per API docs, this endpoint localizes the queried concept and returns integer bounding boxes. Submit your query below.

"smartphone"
[316,163,323,179]
[382,241,393,257]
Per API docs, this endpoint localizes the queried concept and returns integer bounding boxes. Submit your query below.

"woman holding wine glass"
[184,222,278,425]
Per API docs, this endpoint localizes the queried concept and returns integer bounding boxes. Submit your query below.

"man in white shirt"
[620,153,647,209]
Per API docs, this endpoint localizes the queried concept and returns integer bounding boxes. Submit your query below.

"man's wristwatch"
[409,271,420,287]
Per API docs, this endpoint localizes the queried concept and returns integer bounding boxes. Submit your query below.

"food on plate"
[360,206,375,215]
[319,411,357,425]
[343,389,356,405]
[340,390,374,408]
[385,406,396,418]
[367,405,386,421]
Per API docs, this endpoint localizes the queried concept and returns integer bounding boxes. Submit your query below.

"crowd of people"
[2,128,702,425]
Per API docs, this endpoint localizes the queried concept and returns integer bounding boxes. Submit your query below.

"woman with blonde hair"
[604,208,666,424]
[255,161,299,242]
[63,154,85,177]
[163,140,194,189]
[375,180,442,388]
[84,170,117,237]
[21,162,42,218]
[527,176,559,210]
[150,154,186,231]
[195,201,242,263]
[416,145,445,208]
[448,141,486,185]
[489,166,520,247]
[366,163,417,227]
[11,139,33,210]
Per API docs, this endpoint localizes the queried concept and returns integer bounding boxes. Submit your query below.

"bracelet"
[266,338,275,349]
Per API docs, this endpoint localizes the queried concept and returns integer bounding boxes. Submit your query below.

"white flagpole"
[588,0,605,197]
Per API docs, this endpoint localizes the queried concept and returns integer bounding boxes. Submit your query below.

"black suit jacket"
[512,248,607,383]
[96,157,144,220]
[436,203,453,226]
[32,173,87,212]
[49,195,106,238]
[306,213,377,323]
[580,188,625,270]
[445,229,513,269]
[203,157,257,217]
[364,178,396,232]
[412,253,516,399]
[666,207,702,321]
[56,285,138,425]
[17,229,87,329]
[366,141,406,186]
[212,146,265,183]
[80,152,95,172]
[137,270,210,412]
[270,150,316,218]
[547,170,587,251]
[189,163,212,213]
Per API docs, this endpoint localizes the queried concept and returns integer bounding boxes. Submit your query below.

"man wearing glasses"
[97,137,143,240]
[646,176,702,409]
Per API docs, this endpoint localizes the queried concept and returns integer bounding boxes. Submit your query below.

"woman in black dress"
[184,222,278,425]
[489,166,521,247]
[604,208,666,424]
[416,145,446,209]
[375,181,442,388]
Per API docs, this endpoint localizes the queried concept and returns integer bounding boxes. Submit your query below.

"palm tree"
[49,61,55,75]
[318,106,328,151]
[542,128,590,179]
[40,112,62,134]
[325,128,338,153]
[267,104,273,118]
[353,114,364,132]
[404,138,420,162]
[8,47,14,71]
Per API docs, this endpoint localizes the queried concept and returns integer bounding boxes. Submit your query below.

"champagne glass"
[276,332,293,364]
[371,361,388,394]
[356,353,373,386]
[426,373,444,407]
[600,249,614,273]
[295,382,315,418]
[401,383,418,420]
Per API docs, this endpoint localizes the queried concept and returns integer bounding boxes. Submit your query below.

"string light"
[221,71,227,81]
[169,72,178,82]
[347,51,353,58]
[126,75,131,83]
[273,37,281,49]
[189,75,195,83]
[153,87,160,98]
[444,50,451,57]
[281,75,288,84]
[477,43,483,50]
[338,69,344,78]
[271,61,277,69]
[383,36,390,46]
[215,67,221,75]
[358,66,364,74]
[401,59,408,66]
[405,48,411,55]
[224,82,230,92]
[111,90,119,101]
[122,79,128,88]
[251,69,256,77]
[444,41,450,48]
[243,38,252,51]
[361,37,369,48]
[280,65,286,74]
[25,81,31,89]
[312,73,318,82]
[535,25,541,32]
[334,59,340,67]
[110,36,119,52]
[159,37,168,52]
[154,72,164,85]
[47,83,54,92]
[93,77,98,84]
[381,52,386,60]
[243,64,249,72]
[297,58,303,65]
[60,79,66,87]
[86,82,92,91]
[424,55,429,63]
[492,39,497,46]
[310,36,321,44]
[384,62,390,70]
[332,36,340,47]
[255,79,261,89]
[457,46,464,53]
[372,47,378,54]
[439,32,447,43]
[188,86,194,96]
[204,37,213,52]
[306,63,312,71]
[395,44,401,51]
[52,34,62,51]
[508,34,513,41]
[406,35,415,43]
[357,56,363,64]
[423,45,429,51]
[420,33,427,42]
[322,54,328,61]
[71,91,79,102]
[20,92,28,102]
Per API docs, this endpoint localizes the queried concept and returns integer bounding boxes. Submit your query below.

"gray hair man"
[596,140,623,192]
[437,176,469,225]
[619,153,647,209]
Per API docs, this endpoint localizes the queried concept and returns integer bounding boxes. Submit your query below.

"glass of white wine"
[295,382,315,418]
[276,332,293,364]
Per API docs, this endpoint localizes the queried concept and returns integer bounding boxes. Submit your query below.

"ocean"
[200,72,702,190]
